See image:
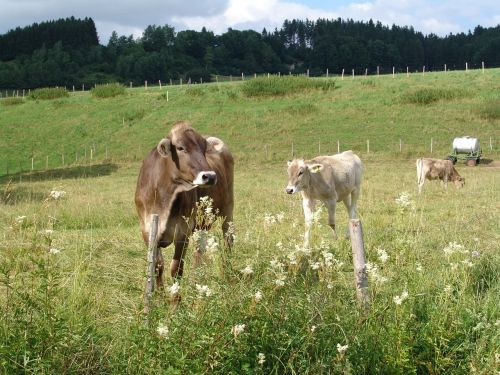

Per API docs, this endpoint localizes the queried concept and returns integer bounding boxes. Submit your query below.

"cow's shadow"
[0,163,119,185]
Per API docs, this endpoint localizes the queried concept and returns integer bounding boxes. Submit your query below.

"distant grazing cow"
[285,150,363,247]
[135,121,234,287]
[416,158,465,193]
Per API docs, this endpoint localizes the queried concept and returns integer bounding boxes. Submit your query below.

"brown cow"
[135,121,234,287]
[416,157,465,193]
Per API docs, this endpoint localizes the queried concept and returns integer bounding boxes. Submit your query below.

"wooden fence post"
[291,142,294,158]
[430,138,433,154]
[337,140,340,154]
[349,219,369,309]
[482,61,485,74]
[366,140,370,154]
[399,139,402,152]
[144,214,159,314]
[46,156,48,169]
[352,69,354,78]
[31,157,34,171]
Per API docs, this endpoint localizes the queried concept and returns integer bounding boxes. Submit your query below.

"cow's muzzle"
[193,171,217,187]
[285,186,296,194]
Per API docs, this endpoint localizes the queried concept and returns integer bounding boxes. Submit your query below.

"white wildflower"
[395,192,415,211]
[195,284,212,298]
[49,247,60,255]
[337,343,349,353]
[44,229,54,236]
[264,213,276,225]
[322,251,334,267]
[270,259,285,271]
[275,278,285,287]
[15,215,27,223]
[377,248,389,263]
[416,262,423,272]
[275,212,285,222]
[462,259,473,267]
[240,265,254,275]
[170,281,180,296]
[287,252,297,265]
[444,285,453,294]
[393,290,409,305]
[327,282,334,289]
[49,190,66,200]
[254,291,263,303]
[310,325,317,333]
[443,241,467,255]
[276,242,284,251]
[231,324,246,338]
[471,251,480,258]
[257,352,266,365]
[310,261,321,270]
[206,235,219,253]
[157,324,169,338]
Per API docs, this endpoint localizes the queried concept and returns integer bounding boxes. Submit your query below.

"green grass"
[0,97,24,106]
[242,76,336,97]
[28,87,69,100]
[0,69,499,373]
[91,83,126,98]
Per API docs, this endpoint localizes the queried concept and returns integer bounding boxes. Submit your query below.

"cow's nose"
[202,172,217,185]
[193,171,217,186]
[286,187,294,194]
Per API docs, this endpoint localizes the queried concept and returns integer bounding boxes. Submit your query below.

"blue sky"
[0,0,499,43]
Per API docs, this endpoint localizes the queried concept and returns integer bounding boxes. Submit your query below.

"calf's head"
[285,159,323,194]
[454,176,465,189]
[157,122,224,187]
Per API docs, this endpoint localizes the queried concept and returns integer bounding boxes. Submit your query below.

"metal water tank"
[452,136,480,154]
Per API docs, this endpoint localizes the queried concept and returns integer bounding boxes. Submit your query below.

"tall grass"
[0,97,24,106]
[0,159,498,373]
[29,87,69,100]
[242,76,336,97]
[401,87,468,105]
[91,83,126,98]
[477,99,500,119]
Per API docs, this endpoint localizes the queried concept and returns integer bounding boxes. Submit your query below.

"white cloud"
[0,0,498,43]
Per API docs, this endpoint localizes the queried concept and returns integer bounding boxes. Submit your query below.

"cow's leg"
[325,198,338,240]
[418,179,425,194]
[343,189,359,238]
[302,197,316,248]
[170,238,188,279]
[222,219,234,250]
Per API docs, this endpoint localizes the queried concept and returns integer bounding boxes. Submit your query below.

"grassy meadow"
[0,70,499,374]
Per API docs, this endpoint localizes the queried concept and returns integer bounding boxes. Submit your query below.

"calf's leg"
[326,198,338,240]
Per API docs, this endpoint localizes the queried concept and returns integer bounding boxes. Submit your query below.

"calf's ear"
[206,136,224,152]
[308,163,324,173]
[287,160,293,167]
[157,138,171,158]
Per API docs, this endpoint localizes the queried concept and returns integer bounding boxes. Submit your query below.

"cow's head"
[454,176,465,189]
[157,122,224,188]
[285,159,323,194]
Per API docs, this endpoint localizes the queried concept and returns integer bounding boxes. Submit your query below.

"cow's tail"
[416,158,424,185]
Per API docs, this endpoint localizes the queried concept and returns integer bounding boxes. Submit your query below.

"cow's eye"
[298,170,303,176]
[177,146,185,152]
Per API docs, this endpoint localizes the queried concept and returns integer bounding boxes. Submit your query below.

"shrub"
[242,76,336,97]
[184,86,206,97]
[401,88,467,105]
[477,99,500,120]
[1,97,24,106]
[91,83,126,98]
[29,87,68,100]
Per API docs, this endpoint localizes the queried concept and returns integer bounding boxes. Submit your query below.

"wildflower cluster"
[264,211,285,228]
[393,289,409,305]
[49,190,66,200]
[191,229,219,255]
[443,241,477,269]
[195,284,213,298]
[365,262,388,285]
[395,191,415,212]
[269,258,287,288]
[195,196,217,228]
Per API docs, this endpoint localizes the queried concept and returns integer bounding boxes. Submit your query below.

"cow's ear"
[287,160,293,167]
[308,163,324,173]
[157,138,171,158]
[206,136,224,152]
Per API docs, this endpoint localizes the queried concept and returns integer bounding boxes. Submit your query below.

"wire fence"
[1,60,500,97]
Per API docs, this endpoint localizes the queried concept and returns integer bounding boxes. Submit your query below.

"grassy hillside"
[0,70,499,374]
[1,69,499,176]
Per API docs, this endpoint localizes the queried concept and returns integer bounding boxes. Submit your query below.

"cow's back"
[313,151,362,199]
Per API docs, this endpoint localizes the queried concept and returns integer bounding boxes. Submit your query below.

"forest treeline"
[1,16,500,89]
